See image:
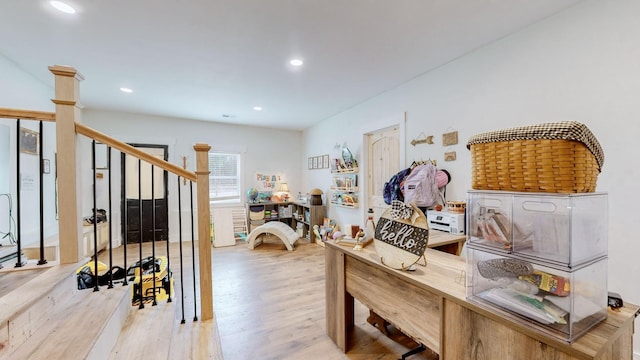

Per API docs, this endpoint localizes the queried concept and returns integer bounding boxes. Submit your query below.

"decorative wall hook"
[411,132,434,146]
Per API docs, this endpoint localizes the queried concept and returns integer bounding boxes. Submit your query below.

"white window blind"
[209,152,241,204]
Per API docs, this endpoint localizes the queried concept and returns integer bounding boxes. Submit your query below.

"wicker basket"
[248,206,265,221]
[467,121,604,193]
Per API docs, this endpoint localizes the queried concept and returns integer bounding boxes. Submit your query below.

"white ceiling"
[0,0,581,131]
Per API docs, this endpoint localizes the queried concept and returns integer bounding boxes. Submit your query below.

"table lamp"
[278,182,290,201]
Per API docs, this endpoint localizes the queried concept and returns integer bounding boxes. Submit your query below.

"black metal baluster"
[190,181,198,321]
[92,140,99,292]
[151,165,157,306]
[107,146,113,288]
[38,120,47,265]
[122,153,128,286]
[166,172,172,303]
[15,119,22,268]
[178,176,185,324]
[138,158,144,309]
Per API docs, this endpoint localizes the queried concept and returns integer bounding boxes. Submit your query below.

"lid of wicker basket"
[373,201,429,271]
[467,121,604,193]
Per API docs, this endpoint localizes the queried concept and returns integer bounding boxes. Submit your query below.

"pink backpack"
[402,164,439,207]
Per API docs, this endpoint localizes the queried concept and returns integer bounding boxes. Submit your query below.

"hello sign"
[374,202,429,270]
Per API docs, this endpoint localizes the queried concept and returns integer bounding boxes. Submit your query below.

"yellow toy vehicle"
[127,255,174,306]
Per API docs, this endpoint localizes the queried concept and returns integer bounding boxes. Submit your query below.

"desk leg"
[326,246,354,352]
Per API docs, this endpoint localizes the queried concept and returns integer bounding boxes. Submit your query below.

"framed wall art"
[19,127,39,155]
[442,131,458,146]
[444,151,457,161]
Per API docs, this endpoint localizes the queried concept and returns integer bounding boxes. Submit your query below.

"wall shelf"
[330,186,359,192]
[330,201,359,209]
[331,167,358,174]
[330,171,359,209]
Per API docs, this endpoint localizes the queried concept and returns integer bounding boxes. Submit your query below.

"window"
[209,152,242,204]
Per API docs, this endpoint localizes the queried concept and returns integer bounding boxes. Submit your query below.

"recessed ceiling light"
[289,59,304,66]
[50,1,76,14]
[253,106,263,111]
[120,87,133,93]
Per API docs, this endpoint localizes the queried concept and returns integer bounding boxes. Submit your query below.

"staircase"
[0,260,131,360]
[0,65,222,359]
[0,242,224,360]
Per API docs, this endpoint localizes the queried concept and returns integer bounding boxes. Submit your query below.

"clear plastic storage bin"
[512,192,607,267]
[466,247,608,343]
[467,191,513,251]
[467,191,608,268]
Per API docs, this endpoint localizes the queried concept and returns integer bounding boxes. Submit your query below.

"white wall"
[83,109,302,243]
[303,0,640,354]
[0,56,58,246]
[0,124,10,239]
[0,55,54,111]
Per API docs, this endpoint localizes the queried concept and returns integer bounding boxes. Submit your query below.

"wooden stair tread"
[0,261,72,324]
[110,297,224,359]
[2,241,225,360]
[9,285,130,360]
[0,268,45,301]
[168,318,225,359]
[109,301,176,359]
[0,261,79,358]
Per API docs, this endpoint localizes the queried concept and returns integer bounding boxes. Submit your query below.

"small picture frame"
[444,151,457,161]
[42,159,51,174]
[322,154,329,169]
[442,131,459,146]
[308,157,313,169]
[313,156,318,169]
[19,127,39,155]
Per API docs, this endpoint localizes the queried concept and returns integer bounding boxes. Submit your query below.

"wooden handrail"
[75,123,197,182]
[0,107,56,121]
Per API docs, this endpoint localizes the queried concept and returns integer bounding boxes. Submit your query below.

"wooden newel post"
[194,143,213,320]
[49,65,84,264]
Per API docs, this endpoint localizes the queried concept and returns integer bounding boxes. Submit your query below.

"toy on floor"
[247,221,300,251]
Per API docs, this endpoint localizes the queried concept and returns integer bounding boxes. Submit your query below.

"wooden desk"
[426,229,465,255]
[325,242,639,359]
[364,229,465,332]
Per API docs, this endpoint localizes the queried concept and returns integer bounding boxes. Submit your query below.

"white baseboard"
[634,351,640,360]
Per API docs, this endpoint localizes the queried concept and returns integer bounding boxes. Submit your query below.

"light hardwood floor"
[101,236,437,359]
[210,236,436,360]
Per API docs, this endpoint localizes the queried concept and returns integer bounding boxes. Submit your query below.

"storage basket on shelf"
[248,205,265,221]
[467,121,604,193]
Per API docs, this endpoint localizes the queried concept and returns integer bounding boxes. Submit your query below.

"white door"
[367,125,400,221]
